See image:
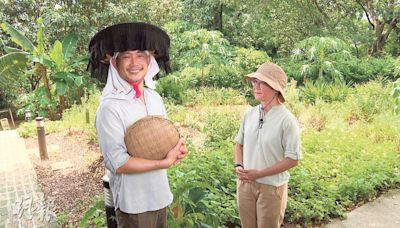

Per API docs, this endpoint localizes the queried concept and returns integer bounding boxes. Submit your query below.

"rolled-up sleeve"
[282,116,302,160]
[235,116,246,145]
[95,105,130,173]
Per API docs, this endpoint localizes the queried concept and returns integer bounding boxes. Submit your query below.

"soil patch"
[24,130,104,226]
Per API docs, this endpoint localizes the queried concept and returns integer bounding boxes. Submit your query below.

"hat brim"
[245,72,286,102]
[87,22,171,83]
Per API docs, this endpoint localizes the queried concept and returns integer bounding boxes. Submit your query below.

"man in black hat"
[89,23,187,228]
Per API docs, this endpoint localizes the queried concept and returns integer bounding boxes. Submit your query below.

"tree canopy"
[1,0,399,112]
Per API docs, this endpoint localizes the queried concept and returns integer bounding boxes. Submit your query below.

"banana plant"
[48,34,89,113]
[0,46,29,86]
[0,17,57,118]
[1,18,90,118]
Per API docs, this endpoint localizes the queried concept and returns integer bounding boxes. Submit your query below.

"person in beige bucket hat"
[234,62,302,228]
[245,62,288,103]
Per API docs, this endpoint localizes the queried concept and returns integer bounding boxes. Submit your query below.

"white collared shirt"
[95,88,172,213]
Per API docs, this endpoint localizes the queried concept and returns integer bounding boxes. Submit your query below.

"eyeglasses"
[250,79,271,89]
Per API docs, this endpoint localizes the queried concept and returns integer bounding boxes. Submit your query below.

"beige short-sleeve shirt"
[235,105,301,186]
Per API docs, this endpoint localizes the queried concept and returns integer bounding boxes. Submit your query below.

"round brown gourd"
[124,116,180,160]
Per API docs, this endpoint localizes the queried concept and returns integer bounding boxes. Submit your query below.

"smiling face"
[112,50,150,83]
[250,78,279,102]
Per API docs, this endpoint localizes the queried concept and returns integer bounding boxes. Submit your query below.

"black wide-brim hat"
[87,22,171,83]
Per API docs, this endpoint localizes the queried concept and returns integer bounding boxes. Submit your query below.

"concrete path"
[324,188,400,228]
[0,130,57,228]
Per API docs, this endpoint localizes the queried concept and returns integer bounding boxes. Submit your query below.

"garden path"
[0,129,58,228]
[324,188,400,228]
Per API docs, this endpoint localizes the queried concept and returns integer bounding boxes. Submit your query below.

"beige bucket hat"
[245,62,288,102]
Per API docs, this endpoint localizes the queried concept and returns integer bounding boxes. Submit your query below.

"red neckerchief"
[129,81,143,98]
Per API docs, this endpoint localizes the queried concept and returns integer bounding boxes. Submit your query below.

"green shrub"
[165,103,187,123]
[293,36,352,82]
[344,79,393,122]
[299,101,329,131]
[78,197,106,227]
[352,112,400,149]
[232,47,271,74]
[165,103,204,131]
[177,65,243,90]
[335,57,395,84]
[167,142,239,227]
[201,64,243,89]
[282,56,396,86]
[17,91,100,139]
[17,121,37,138]
[284,79,305,118]
[392,78,400,114]
[287,126,400,225]
[16,87,58,118]
[394,57,400,78]
[300,80,350,104]
[203,110,241,146]
[163,30,271,93]
[157,74,188,104]
[278,59,305,84]
[368,57,395,79]
[168,29,232,72]
[182,87,247,106]
[17,119,65,138]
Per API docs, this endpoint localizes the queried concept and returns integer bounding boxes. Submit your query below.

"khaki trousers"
[237,180,288,228]
[116,207,167,228]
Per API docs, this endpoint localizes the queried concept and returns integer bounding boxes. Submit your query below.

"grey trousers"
[116,207,167,228]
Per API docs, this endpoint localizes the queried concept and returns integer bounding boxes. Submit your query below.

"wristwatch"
[234,163,243,168]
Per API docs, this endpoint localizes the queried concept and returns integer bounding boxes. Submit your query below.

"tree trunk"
[360,0,398,57]
[214,2,223,31]
[28,75,40,91]
[371,19,385,56]
[76,87,82,105]
[39,63,57,120]
[352,40,360,58]
[372,36,385,56]
[40,64,51,100]
[59,95,65,117]
[370,17,397,56]
[101,0,105,11]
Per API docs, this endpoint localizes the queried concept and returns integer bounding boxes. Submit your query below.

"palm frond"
[0,22,35,52]
[62,34,79,60]
[0,52,28,86]
[49,40,63,69]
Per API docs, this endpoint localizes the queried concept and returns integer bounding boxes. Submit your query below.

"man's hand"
[174,139,188,165]
[163,138,187,168]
